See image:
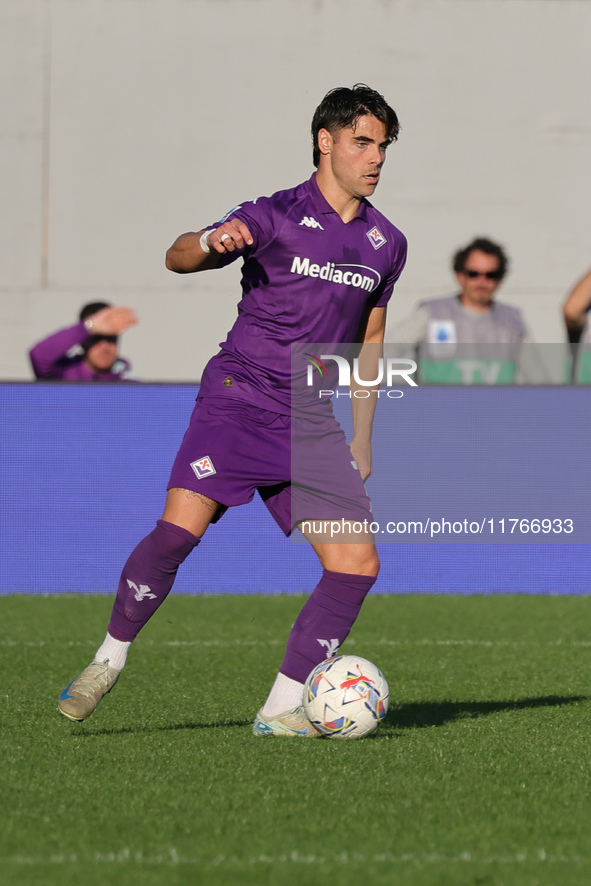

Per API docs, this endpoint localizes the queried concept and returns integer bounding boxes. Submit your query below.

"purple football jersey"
[198,174,407,413]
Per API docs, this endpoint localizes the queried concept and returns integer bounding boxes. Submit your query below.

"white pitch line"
[0,848,585,867]
[2,638,590,648]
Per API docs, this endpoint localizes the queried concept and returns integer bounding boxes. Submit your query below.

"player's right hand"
[207,220,254,254]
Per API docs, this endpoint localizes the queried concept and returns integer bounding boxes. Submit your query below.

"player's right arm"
[165,219,254,274]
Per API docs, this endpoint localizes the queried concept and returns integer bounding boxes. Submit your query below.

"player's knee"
[152,519,201,562]
[337,547,380,578]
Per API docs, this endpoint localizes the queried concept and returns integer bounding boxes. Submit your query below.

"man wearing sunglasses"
[388,237,541,384]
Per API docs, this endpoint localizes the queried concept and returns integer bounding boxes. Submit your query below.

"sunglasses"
[462,269,503,280]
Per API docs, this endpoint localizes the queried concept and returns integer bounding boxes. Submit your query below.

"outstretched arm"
[165,219,254,274]
[563,268,591,342]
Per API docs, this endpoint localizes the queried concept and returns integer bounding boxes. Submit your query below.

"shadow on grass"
[69,696,588,738]
[385,694,587,731]
[77,718,253,737]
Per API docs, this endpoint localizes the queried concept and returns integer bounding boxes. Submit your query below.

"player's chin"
[361,177,380,193]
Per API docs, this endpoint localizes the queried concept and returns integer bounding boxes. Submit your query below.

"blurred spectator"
[387,237,546,383]
[29,302,138,381]
[563,267,591,382]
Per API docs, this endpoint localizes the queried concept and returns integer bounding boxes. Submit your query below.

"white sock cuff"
[95,632,131,672]
[261,672,305,718]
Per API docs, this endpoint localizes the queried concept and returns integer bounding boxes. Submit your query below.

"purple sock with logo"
[108,519,200,642]
[279,569,377,684]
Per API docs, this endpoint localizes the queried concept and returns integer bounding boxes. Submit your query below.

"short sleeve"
[207,197,278,269]
[373,231,408,308]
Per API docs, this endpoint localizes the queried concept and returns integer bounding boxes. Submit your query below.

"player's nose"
[373,147,386,167]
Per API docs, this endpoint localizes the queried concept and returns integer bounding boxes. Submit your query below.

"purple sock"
[279,569,377,683]
[108,519,200,641]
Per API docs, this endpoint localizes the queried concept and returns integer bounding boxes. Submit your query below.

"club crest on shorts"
[367,226,386,250]
[190,455,216,479]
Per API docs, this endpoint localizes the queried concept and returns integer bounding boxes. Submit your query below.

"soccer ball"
[303,654,389,739]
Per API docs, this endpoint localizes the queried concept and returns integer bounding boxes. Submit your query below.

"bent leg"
[107,488,219,642]
[279,541,379,682]
[261,541,379,717]
[58,489,220,721]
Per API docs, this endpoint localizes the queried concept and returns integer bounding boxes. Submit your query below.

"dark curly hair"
[453,238,509,280]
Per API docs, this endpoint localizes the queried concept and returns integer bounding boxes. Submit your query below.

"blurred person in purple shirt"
[29,301,138,381]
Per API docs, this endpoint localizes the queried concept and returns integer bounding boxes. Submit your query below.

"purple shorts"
[168,397,372,536]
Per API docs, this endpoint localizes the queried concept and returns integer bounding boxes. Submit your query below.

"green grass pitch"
[2,593,591,886]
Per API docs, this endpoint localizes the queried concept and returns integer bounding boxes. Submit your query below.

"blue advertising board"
[1,383,589,594]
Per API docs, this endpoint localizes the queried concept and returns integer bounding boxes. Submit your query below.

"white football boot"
[58,659,121,721]
[252,706,322,737]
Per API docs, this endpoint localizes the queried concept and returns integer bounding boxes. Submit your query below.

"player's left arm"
[349,305,387,481]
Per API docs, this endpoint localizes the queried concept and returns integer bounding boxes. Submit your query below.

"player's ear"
[317,128,334,158]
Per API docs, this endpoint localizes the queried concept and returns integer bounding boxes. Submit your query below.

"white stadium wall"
[1,0,591,381]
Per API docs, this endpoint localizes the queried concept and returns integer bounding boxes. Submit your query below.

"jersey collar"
[308,173,370,223]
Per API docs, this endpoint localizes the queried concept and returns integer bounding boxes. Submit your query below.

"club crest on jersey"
[367,226,387,250]
[191,456,217,479]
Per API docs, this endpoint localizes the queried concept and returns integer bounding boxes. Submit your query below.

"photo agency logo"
[304,352,418,399]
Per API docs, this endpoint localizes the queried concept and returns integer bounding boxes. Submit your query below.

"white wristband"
[199,229,215,254]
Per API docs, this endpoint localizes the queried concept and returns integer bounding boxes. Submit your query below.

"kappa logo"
[317,638,340,658]
[367,226,387,250]
[127,579,157,602]
[191,455,216,479]
[299,216,324,230]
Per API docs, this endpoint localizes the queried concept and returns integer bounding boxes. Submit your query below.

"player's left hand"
[349,438,372,482]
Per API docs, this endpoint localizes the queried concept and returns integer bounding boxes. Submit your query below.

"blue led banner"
[1,384,589,594]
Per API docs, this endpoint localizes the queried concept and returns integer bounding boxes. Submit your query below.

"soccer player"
[58,84,407,735]
[29,302,138,381]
